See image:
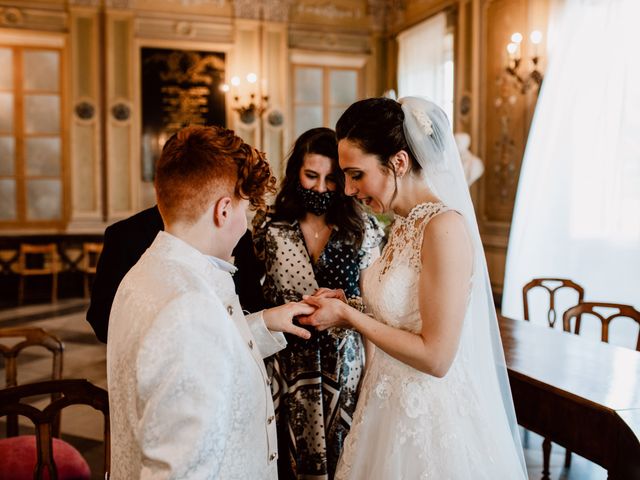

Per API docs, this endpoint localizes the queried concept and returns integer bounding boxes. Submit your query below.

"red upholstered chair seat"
[0,435,90,480]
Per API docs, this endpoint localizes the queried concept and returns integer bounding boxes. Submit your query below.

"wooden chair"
[523,278,584,328]
[0,379,110,480]
[563,302,640,351]
[17,243,60,305]
[522,278,584,477]
[0,327,64,437]
[82,242,103,298]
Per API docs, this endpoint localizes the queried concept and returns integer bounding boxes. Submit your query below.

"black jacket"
[86,205,265,343]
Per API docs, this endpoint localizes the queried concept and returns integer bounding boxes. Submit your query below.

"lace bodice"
[363,202,450,334]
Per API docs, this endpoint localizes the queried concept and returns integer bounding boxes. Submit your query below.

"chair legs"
[18,275,25,306]
[17,274,58,305]
[52,273,58,304]
[542,437,572,478]
[542,437,551,480]
[564,449,572,468]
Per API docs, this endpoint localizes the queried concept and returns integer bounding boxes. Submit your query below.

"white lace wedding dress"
[334,202,525,479]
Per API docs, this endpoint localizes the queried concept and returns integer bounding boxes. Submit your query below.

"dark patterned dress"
[253,212,384,480]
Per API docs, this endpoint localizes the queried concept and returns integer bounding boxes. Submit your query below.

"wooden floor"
[0,299,607,479]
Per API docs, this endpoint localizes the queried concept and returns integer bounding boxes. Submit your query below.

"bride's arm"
[358,251,379,370]
[302,211,473,378]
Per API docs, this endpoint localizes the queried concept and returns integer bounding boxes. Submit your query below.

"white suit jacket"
[107,231,285,479]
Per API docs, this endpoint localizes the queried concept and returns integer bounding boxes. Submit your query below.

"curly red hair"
[155,125,276,225]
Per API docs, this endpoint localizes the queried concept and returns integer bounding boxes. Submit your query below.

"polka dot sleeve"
[358,214,385,270]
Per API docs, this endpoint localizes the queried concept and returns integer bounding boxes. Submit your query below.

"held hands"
[298,289,351,331]
[263,302,315,340]
[312,288,347,303]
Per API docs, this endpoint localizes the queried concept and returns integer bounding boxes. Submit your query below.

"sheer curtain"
[397,12,454,123]
[502,0,640,319]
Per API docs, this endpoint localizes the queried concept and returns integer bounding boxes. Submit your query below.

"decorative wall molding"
[68,0,103,7]
[233,0,262,19]
[0,6,67,31]
[263,0,292,22]
[0,7,23,26]
[289,29,370,53]
[231,0,293,22]
[180,0,226,5]
[105,0,133,9]
[75,100,97,121]
[290,49,368,67]
[367,0,388,32]
[135,14,233,43]
[295,3,363,20]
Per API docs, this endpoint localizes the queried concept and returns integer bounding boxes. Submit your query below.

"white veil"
[398,96,527,475]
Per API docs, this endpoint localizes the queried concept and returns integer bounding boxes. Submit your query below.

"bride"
[301,97,527,479]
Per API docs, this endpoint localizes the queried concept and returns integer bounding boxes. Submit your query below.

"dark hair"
[155,125,276,225]
[335,97,421,172]
[272,127,365,247]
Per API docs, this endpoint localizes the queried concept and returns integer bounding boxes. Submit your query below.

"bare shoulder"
[421,210,473,263]
[423,209,469,242]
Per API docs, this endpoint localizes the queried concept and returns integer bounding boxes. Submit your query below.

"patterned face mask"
[296,183,336,216]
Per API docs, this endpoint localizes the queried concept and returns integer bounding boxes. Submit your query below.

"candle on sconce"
[502,30,544,94]
[510,32,523,58]
[530,30,543,57]
[230,76,241,103]
[261,78,268,99]
[246,73,257,101]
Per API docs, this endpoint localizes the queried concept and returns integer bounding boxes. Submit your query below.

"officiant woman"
[253,127,383,479]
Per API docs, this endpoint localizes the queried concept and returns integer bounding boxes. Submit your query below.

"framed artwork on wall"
[140,47,226,181]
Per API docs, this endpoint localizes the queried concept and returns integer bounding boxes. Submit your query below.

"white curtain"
[502,0,640,320]
[397,13,454,122]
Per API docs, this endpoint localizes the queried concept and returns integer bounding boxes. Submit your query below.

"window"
[0,46,66,228]
[293,65,361,139]
[397,12,455,125]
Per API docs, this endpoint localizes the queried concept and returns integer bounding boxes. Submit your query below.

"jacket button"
[269,452,278,461]
[267,415,274,424]
[248,340,254,349]
[227,305,233,315]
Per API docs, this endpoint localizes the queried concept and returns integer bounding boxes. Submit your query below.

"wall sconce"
[505,30,543,94]
[221,73,269,125]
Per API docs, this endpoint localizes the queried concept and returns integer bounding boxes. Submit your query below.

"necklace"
[311,224,328,239]
[302,221,329,240]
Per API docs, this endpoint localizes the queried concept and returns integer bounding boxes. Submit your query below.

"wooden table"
[499,316,640,479]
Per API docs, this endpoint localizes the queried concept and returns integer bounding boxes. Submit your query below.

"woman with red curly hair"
[107,125,314,479]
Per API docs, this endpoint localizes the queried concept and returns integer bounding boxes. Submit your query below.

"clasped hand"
[298,288,351,331]
[262,302,316,339]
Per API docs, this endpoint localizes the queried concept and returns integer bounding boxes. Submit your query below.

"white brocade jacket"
[107,231,286,480]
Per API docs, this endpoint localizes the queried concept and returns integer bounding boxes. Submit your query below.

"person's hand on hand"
[299,296,349,331]
[312,288,347,303]
[263,302,315,340]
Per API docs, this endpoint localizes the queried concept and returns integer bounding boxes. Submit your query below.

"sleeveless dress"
[334,202,525,480]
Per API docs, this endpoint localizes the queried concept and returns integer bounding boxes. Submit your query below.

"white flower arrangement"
[411,108,434,137]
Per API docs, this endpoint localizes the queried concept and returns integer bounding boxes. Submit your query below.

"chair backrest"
[563,302,640,351]
[522,278,585,327]
[18,243,59,275]
[0,327,64,437]
[82,242,103,274]
[0,379,110,480]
